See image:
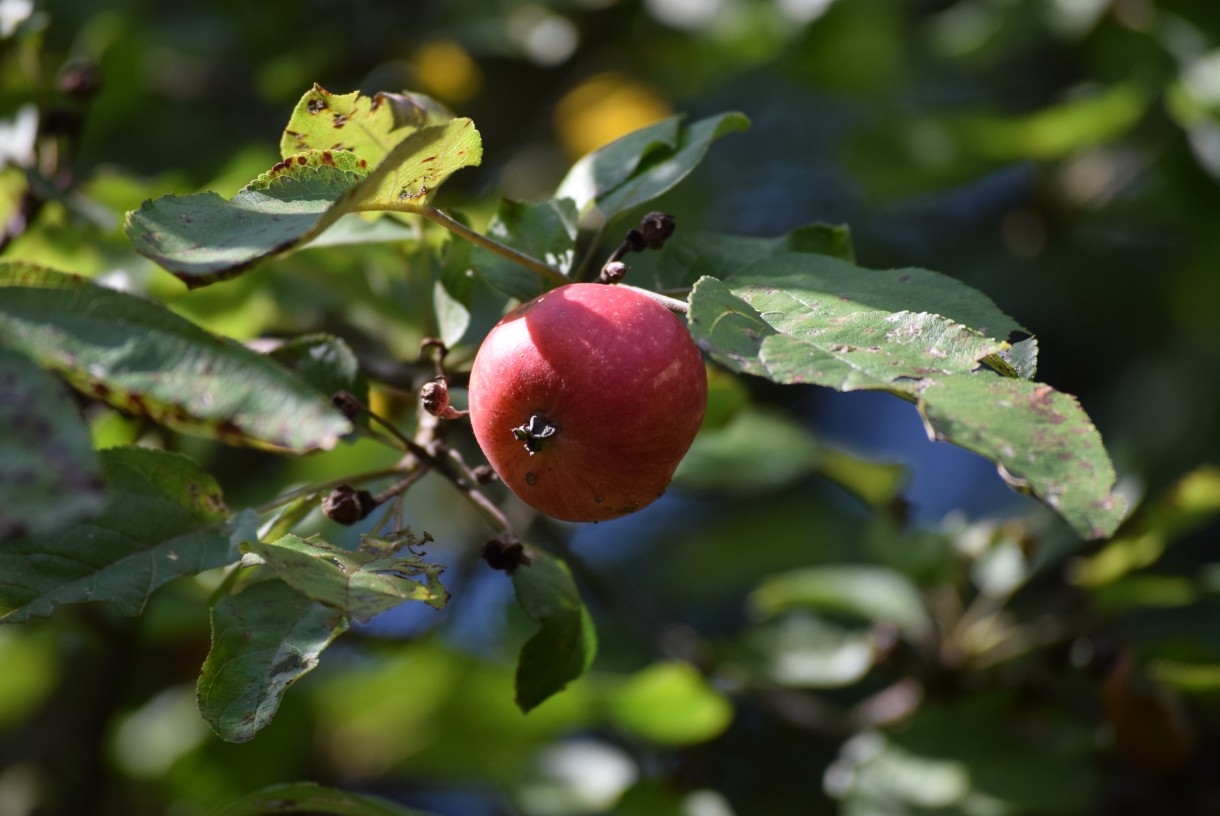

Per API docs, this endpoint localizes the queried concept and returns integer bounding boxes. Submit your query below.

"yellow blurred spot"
[555,73,672,159]
[413,40,482,104]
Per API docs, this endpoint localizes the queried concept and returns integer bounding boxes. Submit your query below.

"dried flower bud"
[481,536,531,574]
[639,212,676,249]
[599,261,628,284]
[322,485,377,525]
[331,391,363,420]
[420,376,468,419]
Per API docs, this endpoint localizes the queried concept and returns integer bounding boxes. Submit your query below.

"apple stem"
[417,205,569,286]
[617,284,689,315]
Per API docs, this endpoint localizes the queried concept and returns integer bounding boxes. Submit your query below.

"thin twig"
[414,205,569,286]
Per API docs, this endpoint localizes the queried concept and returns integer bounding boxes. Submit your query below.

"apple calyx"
[512,413,559,454]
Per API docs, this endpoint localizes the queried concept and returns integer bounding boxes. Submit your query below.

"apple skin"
[468,283,707,522]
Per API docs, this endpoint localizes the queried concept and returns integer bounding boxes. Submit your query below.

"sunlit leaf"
[127,117,481,287]
[556,112,749,224]
[0,447,244,623]
[0,345,103,540]
[511,547,597,713]
[0,262,350,452]
[246,532,448,623]
[217,782,438,816]
[279,84,454,162]
[688,255,1126,539]
[917,375,1127,540]
[198,578,347,743]
[607,661,733,744]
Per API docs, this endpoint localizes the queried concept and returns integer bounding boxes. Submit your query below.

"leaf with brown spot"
[0,262,351,452]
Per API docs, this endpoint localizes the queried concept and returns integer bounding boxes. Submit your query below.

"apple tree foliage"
[0,66,1212,815]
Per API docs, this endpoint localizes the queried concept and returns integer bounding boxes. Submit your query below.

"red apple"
[468,283,707,522]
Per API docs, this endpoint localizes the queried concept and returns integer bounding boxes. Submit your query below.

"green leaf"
[126,150,370,284]
[198,578,347,743]
[745,613,877,688]
[639,223,856,291]
[1070,465,1220,587]
[958,78,1149,161]
[750,566,932,641]
[730,253,1025,343]
[511,547,597,713]
[0,345,103,540]
[607,661,733,744]
[217,782,438,816]
[126,117,481,287]
[828,693,1095,813]
[917,375,1127,540]
[472,198,578,300]
[0,447,242,623]
[556,112,749,224]
[686,276,775,379]
[673,407,826,493]
[689,254,1125,539]
[673,405,906,508]
[246,532,448,623]
[279,84,455,162]
[0,262,350,452]
[264,333,367,408]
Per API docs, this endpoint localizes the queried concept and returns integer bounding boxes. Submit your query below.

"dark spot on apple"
[594,496,604,503]
[525,471,537,486]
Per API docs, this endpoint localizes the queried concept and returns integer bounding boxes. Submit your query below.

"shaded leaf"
[745,613,876,688]
[674,406,908,508]
[511,547,597,712]
[0,447,243,623]
[218,782,438,816]
[472,197,577,300]
[640,223,855,291]
[246,532,448,623]
[198,578,347,743]
[673,407,826,493]
[1070,464,1220,587]
[958,79,1149,161]
[828,693,1096,813]
[0,345,103,540]
[750,566,931,641]
[264,333,367,408]
[0,262,350,452]
[556,112,749,224]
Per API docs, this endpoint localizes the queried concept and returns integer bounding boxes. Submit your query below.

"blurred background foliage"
[3,0,1220,814]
